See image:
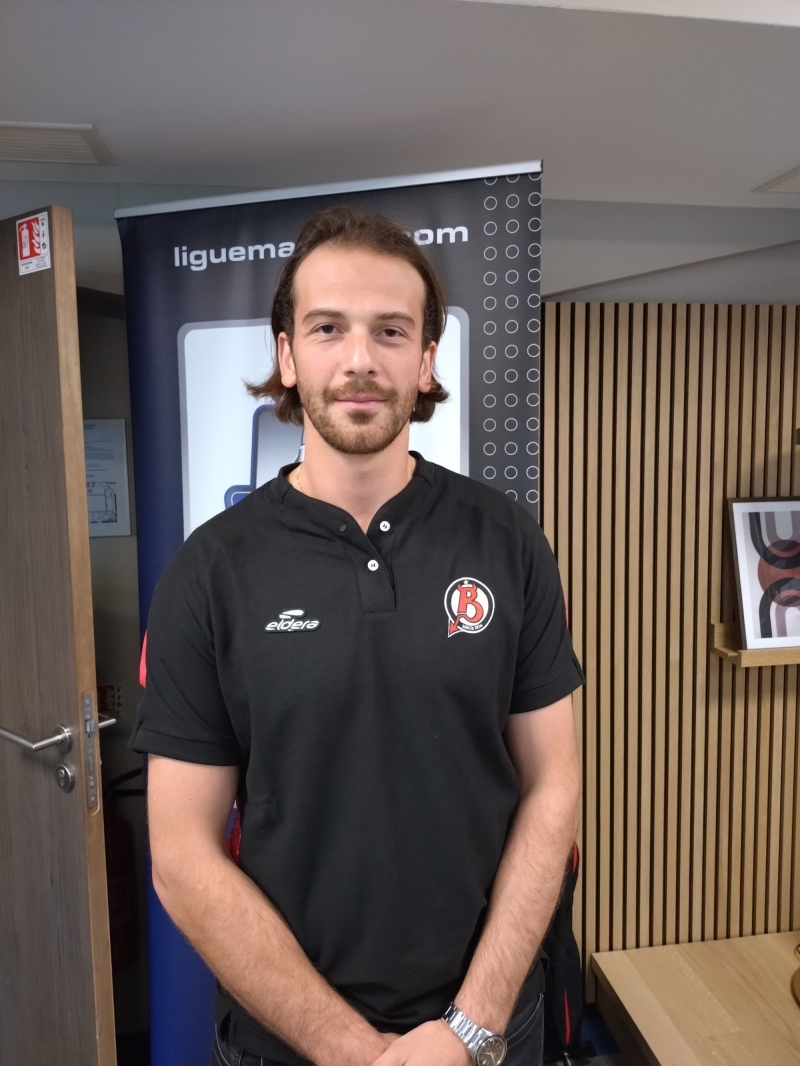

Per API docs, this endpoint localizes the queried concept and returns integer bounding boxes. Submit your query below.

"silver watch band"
[443,1003,486,1053]
[442,1003,502,1062]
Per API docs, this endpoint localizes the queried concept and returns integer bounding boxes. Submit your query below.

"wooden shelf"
[709,621,800,668]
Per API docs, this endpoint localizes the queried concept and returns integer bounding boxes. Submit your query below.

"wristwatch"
[441,1004,508,1066]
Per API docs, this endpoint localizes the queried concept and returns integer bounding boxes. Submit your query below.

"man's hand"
[371,1021,471,1066]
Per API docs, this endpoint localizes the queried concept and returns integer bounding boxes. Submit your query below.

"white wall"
[547,238,800,304]
[542,198,800,297]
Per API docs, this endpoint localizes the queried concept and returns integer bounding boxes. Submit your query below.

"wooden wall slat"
[766,307,783,496]
[583,304,601,993]
[652,305,673,946]
[569,302,587,957]
[638,305,658,948]
[692,306,714,942]
[736,308,756,939]
[666,304,687,947]
[779,666,797,930]
[768,667,784,930]
[702,306,725,941]
[541,302,800,988]
[625,304,643,950]
[556,304,573,605]
[724,307,745,940]
[597,304,615,954]
[612,305,629,948]
[678,306,700,945]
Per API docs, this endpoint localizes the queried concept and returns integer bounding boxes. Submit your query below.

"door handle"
[97,713,118,732]
[0,723,74,753]
[0,714,116,755]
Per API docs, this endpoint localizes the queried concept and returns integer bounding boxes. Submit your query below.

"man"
[132,206,583,1066]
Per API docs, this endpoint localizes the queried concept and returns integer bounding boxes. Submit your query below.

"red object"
[16,215,43,261]
[138,631,242,862]
[563,989,571,1044]
[104,805,140,970]
[228,811,242,863]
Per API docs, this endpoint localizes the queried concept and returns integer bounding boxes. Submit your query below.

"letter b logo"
[445,577,495,637]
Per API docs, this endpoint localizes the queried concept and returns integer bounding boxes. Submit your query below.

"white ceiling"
[459,0,800,28]
[2,0,800,209]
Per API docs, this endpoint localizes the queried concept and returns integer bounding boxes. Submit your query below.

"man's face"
[276,244,436,456]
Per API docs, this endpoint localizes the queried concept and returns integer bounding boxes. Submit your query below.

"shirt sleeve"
[129,541,241,765]
[509,518,585,714]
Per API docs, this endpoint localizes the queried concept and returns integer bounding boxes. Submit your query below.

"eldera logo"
[444,577,495,637]
[265,609,320,633]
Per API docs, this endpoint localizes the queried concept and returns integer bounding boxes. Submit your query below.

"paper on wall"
[84,419,131,537]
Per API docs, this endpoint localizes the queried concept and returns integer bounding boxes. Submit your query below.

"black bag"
[541,843,585,1063]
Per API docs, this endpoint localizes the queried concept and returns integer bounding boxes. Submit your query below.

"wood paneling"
[542,303,800,994]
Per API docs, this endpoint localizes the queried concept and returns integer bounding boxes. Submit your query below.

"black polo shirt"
[131,453,583,1061]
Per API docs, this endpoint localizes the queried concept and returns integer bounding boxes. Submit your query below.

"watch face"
[476,1035,507,1066]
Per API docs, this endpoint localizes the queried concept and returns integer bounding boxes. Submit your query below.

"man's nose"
[340,327,376,374]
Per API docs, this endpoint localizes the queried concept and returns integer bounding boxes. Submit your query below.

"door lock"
[55,764,75,793]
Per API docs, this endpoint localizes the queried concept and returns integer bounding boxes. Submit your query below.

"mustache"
[322,380,399,404]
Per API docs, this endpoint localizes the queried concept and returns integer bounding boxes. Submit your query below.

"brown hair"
[247,205,449,425]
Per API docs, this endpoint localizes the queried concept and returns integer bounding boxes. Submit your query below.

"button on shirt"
[131,453,584,1062]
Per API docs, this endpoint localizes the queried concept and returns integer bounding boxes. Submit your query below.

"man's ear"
[277,332,297,388]
[418,341,436,394]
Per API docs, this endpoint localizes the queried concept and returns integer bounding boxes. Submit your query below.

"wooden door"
[0,207,116,1064]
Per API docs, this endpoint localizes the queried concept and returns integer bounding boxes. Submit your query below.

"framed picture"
[729,498,800,650]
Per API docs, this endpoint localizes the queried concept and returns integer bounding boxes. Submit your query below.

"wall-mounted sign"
[16,211,50,275]
[83,419,131,537]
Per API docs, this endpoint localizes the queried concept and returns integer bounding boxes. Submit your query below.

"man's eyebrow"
[373,311,416,325]
[301,309,417,326]
[302,308,347,324]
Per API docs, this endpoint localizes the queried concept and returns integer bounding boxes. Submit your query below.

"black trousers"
[211,989,545,1066]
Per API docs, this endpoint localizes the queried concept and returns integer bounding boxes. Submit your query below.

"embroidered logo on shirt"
[444,578,495,637]
[265,609,320,632]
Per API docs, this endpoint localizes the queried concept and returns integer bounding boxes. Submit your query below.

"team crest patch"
[444,577,495,637]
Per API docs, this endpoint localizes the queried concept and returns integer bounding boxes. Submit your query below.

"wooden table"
[592,931,800,1065]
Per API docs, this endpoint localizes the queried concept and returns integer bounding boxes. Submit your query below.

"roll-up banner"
[116,160,542,1066]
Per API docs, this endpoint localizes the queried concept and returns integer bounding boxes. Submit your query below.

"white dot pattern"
[479,172,541,511]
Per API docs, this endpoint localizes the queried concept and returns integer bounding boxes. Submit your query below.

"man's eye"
[317,323,338,335]
[383,328,403,338]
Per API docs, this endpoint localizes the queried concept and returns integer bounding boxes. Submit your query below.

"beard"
[297,377,419,455]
